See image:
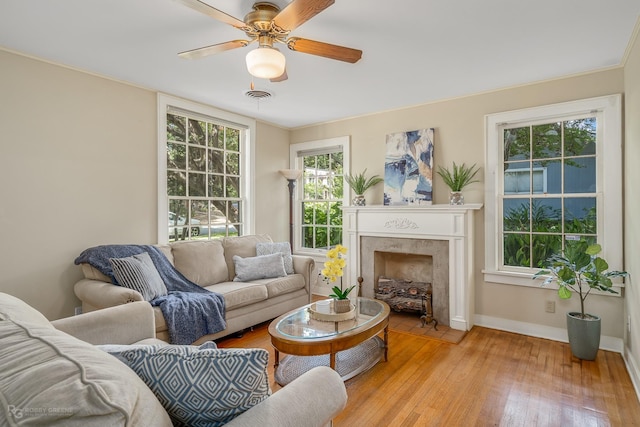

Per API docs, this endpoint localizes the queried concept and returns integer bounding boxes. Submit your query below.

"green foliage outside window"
[502,117,598,269]
[166,113,241,241]
[301,152,343,250]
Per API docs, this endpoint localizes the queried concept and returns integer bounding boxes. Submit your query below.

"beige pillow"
[170,240,228,286]
[0,314,171,426]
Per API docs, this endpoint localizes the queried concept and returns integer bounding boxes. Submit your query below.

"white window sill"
[482,269,624,297]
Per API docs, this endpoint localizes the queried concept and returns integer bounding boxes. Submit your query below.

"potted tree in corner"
[344,169,383,206]
[436,162,480,205]
[533,241,628,360]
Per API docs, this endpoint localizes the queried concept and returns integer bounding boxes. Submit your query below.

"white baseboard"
[474,314,623,353]
[623,347,640,403]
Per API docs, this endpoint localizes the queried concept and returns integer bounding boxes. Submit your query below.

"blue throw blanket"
[74,245,226,345]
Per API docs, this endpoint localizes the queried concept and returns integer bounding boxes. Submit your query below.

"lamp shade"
[246,47,286,79]
[279,169,302,180]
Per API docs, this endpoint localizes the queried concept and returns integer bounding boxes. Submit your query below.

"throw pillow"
[256,241,294,275]
[109,252,168,301]
[233,253,287,281]
[0,314,171,426]
[100,344,270,427]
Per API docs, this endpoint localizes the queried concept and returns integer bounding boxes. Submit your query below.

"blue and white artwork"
[384,128,434,205]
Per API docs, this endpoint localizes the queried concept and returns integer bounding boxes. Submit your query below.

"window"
[290,136,350,253]
[484,95,623,287]
[158,95,256,243]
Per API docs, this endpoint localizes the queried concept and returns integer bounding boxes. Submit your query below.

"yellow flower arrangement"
[321,244,355,300]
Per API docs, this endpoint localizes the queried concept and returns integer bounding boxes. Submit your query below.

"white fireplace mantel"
[342,204,482,331]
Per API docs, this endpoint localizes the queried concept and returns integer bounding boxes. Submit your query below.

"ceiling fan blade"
[270,69,288,83]
[178,40,250,59]
[272,0,334,32]
[175,0,248,29]
[287,37,362,63]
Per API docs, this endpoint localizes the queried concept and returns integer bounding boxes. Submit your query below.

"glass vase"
[449,191,464,205]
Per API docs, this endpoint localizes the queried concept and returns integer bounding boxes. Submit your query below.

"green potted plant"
[436,162,480,205]
[533,241,628,360]
[344,169,383,206]
[322,244,355,313]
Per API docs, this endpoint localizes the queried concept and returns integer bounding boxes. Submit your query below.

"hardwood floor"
[217,320,640,426]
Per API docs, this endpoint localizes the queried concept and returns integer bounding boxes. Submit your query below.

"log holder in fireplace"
[370,276,438,330]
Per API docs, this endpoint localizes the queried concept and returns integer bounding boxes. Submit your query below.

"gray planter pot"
[566,312,601,360]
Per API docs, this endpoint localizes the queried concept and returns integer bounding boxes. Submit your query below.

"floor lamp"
[279,169,302,251]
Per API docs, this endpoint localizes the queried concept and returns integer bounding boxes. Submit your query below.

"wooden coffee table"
[268,297,390,384]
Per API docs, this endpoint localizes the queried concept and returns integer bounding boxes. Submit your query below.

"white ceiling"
[1,0,639,128]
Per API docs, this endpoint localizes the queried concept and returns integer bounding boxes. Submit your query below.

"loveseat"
[0,292,348,426]
[74,234,314,344]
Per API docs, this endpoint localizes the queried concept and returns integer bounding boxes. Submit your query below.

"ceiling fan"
[176,0,363,81]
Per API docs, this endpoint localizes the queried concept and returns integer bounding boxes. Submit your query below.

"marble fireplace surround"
[342,204,482,331]
[362,237,450,326]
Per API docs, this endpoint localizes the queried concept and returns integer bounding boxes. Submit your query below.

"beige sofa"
[0,292,347,426]
[74,234,315,343]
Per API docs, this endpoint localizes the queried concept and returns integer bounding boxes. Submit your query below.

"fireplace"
[364,238,448,326]
[342,204,481,331]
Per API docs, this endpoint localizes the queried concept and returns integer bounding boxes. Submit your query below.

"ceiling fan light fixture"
[246,46,286,79]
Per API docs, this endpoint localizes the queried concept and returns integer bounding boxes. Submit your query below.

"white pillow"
[256,242,294,274]
[233,253,287,281]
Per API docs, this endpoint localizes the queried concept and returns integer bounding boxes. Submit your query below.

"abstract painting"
[384,128,434,205]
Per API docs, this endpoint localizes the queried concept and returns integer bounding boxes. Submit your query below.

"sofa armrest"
[292,255,315,290]
[225,366,347,427]
[51,301,156,345]
[74,278,144,310]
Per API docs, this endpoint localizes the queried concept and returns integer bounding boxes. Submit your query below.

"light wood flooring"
[216,312,640,426]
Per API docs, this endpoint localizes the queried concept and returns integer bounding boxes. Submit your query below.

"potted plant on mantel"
[436,162,480,205]
[533,241,628,360]
[322,245,355,313]
[344,169,383,206]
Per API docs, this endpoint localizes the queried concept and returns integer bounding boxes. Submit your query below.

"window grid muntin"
[300,151,343,251]
[167,112,242,241]
[500,113,598,271]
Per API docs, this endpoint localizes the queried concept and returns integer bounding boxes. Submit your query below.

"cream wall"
[254,121,291,241]
[623,28,640,387]
[0,50,288,320]
[290,68,626,338]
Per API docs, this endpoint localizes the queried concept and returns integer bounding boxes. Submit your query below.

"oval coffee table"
[268,297,390,385]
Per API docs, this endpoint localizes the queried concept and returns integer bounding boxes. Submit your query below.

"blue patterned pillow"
[101,344,270,426]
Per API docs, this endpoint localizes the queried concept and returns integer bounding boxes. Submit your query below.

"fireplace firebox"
[375,276,437,329]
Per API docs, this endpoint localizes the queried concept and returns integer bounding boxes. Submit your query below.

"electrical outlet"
[545,300,555,313]
[74,306,82,316]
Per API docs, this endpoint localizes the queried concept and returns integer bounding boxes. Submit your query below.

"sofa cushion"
[260,274,307,299]
[170,240,228,286]
[0,311,171,426]
[223,234,272,280]
[109,252,168,301]
[233,253,287,281]
[205,282,269,310]
[256,241,294,274]
[155,244,174,266]
[100,344,270,427]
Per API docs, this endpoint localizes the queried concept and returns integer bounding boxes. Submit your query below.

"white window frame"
[157,94,256,243]
[483,94,623,288]
[289,136,351,256]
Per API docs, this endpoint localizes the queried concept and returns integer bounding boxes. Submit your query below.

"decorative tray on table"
[308,300,356,322]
